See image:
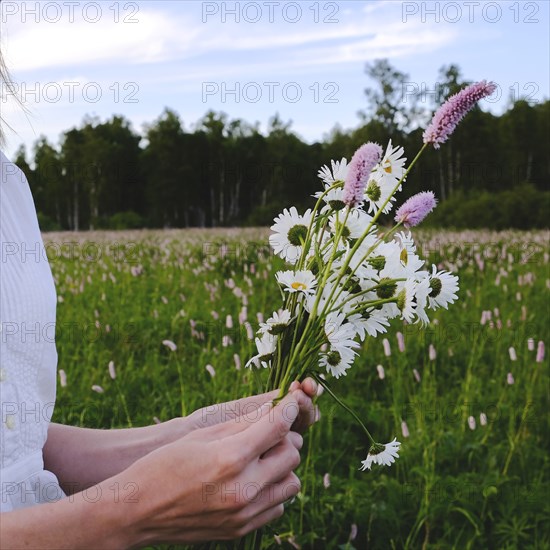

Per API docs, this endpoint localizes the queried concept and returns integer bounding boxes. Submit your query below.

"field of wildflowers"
[45,227,549,549]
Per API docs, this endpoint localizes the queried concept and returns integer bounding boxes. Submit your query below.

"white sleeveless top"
[0,150,65,512]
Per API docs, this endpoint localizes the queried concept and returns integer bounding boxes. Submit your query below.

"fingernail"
[284,401,299,423]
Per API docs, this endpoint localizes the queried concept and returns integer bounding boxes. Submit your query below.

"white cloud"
[2,7,199,71]
[2,1,457,76]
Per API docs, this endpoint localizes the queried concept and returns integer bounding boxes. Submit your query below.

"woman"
[0,52,319,548]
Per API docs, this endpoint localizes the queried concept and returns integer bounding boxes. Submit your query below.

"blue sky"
[1,0,548,159]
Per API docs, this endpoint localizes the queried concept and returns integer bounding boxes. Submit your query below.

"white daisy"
[314,184,346,212]
[364,171,397,215]
[318,157,348,185]
[319,345,356,379]
[413,276,431,325]
[377,301,401,320]
[276,270,317,295]
[259,309,292,335]
[427,265,459,309]
[359,438,401,471]
[324,312,359,351]
[335,229,379,281]
[347,309,390,341]
[329,209,373,240]
[374,140,406,186]
[392,231,425,276]
[269,207,314,264]
[394,230,416,252]
[396,279,417,323]
[375,241,402,277]
[373,275,399,301]
[245,333,277,369]
[305,280,350,316]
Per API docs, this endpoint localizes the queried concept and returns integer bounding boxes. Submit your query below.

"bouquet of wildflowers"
[246,81,496,471]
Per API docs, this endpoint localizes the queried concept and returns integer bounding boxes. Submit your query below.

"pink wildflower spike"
[162,339,177,352]
[59,369,67,388]
[536,341,545,363]
[395,191,437,228]
[342,142,383,207]
[382,338,391,357]
[206,364,216,378]
[396,331,405,352]
[108,361,116,380]
[423,80,497,148]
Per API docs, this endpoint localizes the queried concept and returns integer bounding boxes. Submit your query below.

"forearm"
[44,419,189,494]
[0,475,137,550]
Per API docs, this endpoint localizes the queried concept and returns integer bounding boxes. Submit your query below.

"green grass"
[46,228,550,549]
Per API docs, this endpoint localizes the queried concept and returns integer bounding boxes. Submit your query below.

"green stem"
[308,371,376,445]
[115,380,133,428]
[283,209,351,380]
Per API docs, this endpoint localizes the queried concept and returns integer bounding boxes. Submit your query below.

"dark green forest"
[12,62,549,231]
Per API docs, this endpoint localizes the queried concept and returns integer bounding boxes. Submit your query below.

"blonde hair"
[0,48,25,148]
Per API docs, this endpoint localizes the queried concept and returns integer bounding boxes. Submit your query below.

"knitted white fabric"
[0,150,65,512]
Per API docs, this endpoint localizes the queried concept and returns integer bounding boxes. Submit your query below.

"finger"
[239,473,301,533]
[249,503,286,533]
[196,399,274,441]
[300,377,318,398]
[258,437,301,484]
[232,393,299,459]
[289,380,300,392]
[288,389,317,434]
[238,503,285,538]
[260,430,303,461]
[235,472,301,528]
[287,431,304,450]
[243,472,301,523]
[193,391,280,426]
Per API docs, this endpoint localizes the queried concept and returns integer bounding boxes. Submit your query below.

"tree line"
[11,61,549,231]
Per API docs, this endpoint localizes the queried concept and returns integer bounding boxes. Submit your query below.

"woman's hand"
[120,392,306,546]
[45,378,320,496]
[183,377,320,435]
[4,393,307,549]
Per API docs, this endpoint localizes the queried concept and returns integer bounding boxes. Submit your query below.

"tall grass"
[47,228,549,549]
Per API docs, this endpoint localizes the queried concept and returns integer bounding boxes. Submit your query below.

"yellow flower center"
[383,161,392,174]
[291,282,307,290]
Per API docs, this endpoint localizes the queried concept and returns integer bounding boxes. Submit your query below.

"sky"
[1,0,548,159]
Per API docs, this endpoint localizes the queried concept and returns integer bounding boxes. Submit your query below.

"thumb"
[231,393,300,459]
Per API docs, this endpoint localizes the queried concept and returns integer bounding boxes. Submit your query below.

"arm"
[0,475,134,549]
[44,379,319,494]
[2,392,306,549]
[43,418,187,495]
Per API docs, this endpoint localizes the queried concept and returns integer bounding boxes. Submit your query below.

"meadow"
[44,228,549,550]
